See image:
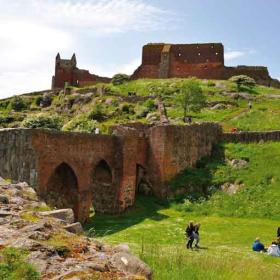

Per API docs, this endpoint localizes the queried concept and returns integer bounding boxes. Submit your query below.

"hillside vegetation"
[1,79,280,279]
[1,78,280,133]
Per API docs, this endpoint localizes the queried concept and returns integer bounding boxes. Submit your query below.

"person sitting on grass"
[193,223,201,249]
[185,221,195,249]
[276,237,280,249]
[267,241,280,257]
[252,238,266,252]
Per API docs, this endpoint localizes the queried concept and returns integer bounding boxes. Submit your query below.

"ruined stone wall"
[223,131,280,143]
[131,43,280,88]
[0,129,38,185]
[52,55,110,89]
[147,123,222,197]
[0,124,224,220]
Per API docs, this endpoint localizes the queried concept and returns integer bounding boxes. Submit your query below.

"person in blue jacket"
[252,237,266,252]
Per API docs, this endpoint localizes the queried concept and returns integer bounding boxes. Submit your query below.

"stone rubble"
[0,179,152,280]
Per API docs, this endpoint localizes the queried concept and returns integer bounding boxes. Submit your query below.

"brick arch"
[91,159,117,213]
[45,162,79,218]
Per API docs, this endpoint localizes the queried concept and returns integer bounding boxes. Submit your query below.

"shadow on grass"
[167,143,226,202]
[84,195,169,237]
[84,144,226,237]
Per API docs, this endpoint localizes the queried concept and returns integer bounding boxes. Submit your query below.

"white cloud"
[8,0,172,34]
[0,0,174,98]
[224,51,245,62]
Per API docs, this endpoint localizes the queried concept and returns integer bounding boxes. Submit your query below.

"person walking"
[193,223,201,248]
[185,221,195,249]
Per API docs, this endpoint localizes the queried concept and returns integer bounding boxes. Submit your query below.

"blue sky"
[0,0,279,98]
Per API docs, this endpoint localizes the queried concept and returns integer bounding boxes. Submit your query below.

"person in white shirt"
[267,241,280,257]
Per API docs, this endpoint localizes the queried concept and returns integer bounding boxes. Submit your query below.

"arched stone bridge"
[0,123,221,222]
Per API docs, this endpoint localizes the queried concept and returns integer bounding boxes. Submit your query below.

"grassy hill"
[1,79,280,279]
[1,78,280,133]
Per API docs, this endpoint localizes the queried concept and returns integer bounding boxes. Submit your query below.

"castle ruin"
[52,43,280,89]
[52,53,111,89]
[131,43,280,88]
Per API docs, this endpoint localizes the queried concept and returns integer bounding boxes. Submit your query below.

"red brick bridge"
[0,124,221,222]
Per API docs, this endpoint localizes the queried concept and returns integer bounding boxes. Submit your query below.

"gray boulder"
[64,222,83,234]
[110,252,152,279]
[39,209,75,224]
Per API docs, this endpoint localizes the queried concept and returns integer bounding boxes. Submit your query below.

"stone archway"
[92,160,115,213]
[45,162,79,214]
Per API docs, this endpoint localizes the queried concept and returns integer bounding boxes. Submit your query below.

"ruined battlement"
[131,42,280,88]
[52,53,111,89]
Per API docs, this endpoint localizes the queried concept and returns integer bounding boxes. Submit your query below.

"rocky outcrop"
[0,179,152,279]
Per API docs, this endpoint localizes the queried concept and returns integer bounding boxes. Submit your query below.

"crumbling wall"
[147,123,222,197]
[131,43,280,88]
[223,131,280,143]
[0,129,38,185]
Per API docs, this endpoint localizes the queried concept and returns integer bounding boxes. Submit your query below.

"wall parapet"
[223,131,280,143]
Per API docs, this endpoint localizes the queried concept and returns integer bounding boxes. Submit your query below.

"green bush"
[10,96,29,112]
[22,114,63,130]
[120,102,135,114]
[62,115,97,133]
[35,96,43,106]
[0,247,40,280]
[112,73,130,86]
[88,104,106,121]
[229,75,256,92]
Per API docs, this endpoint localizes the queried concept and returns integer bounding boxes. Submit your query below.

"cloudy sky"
[0,0,279,98]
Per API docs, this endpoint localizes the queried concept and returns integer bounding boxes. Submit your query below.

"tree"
[229,75,256,92]
[111,73,130,85]
[176,79,206,120]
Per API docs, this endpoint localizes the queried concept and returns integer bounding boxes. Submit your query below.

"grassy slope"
[2,79,280,278]
[85,142,280,279]
[1,79,280,132]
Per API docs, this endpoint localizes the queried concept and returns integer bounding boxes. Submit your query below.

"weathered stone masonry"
[131,43,280,88]
[0,123,221,222]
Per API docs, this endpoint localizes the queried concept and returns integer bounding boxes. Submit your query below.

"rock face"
[0,179,152,279]
[40,209,75,224]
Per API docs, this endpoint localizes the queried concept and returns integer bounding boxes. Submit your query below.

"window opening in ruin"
[198,53,201,56]
[178,53,182,57]
[46,162,78,214]
[216,52,219,55]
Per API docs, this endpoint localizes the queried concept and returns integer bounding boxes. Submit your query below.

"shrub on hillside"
[62,115,97,133]
[10,96,29,112]
[22,114,63,130]
[112,73,130,86]
[0,247,40,280]
[120,102,135,114]
[229,75,256,92]
[88,104,106,121]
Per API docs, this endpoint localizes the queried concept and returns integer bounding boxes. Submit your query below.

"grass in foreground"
[85,142,280,279]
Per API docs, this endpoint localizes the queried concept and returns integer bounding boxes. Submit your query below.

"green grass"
[85,142,280,279]
[85,197,280,280]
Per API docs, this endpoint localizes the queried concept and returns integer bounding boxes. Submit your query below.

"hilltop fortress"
[52,42,280,89]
